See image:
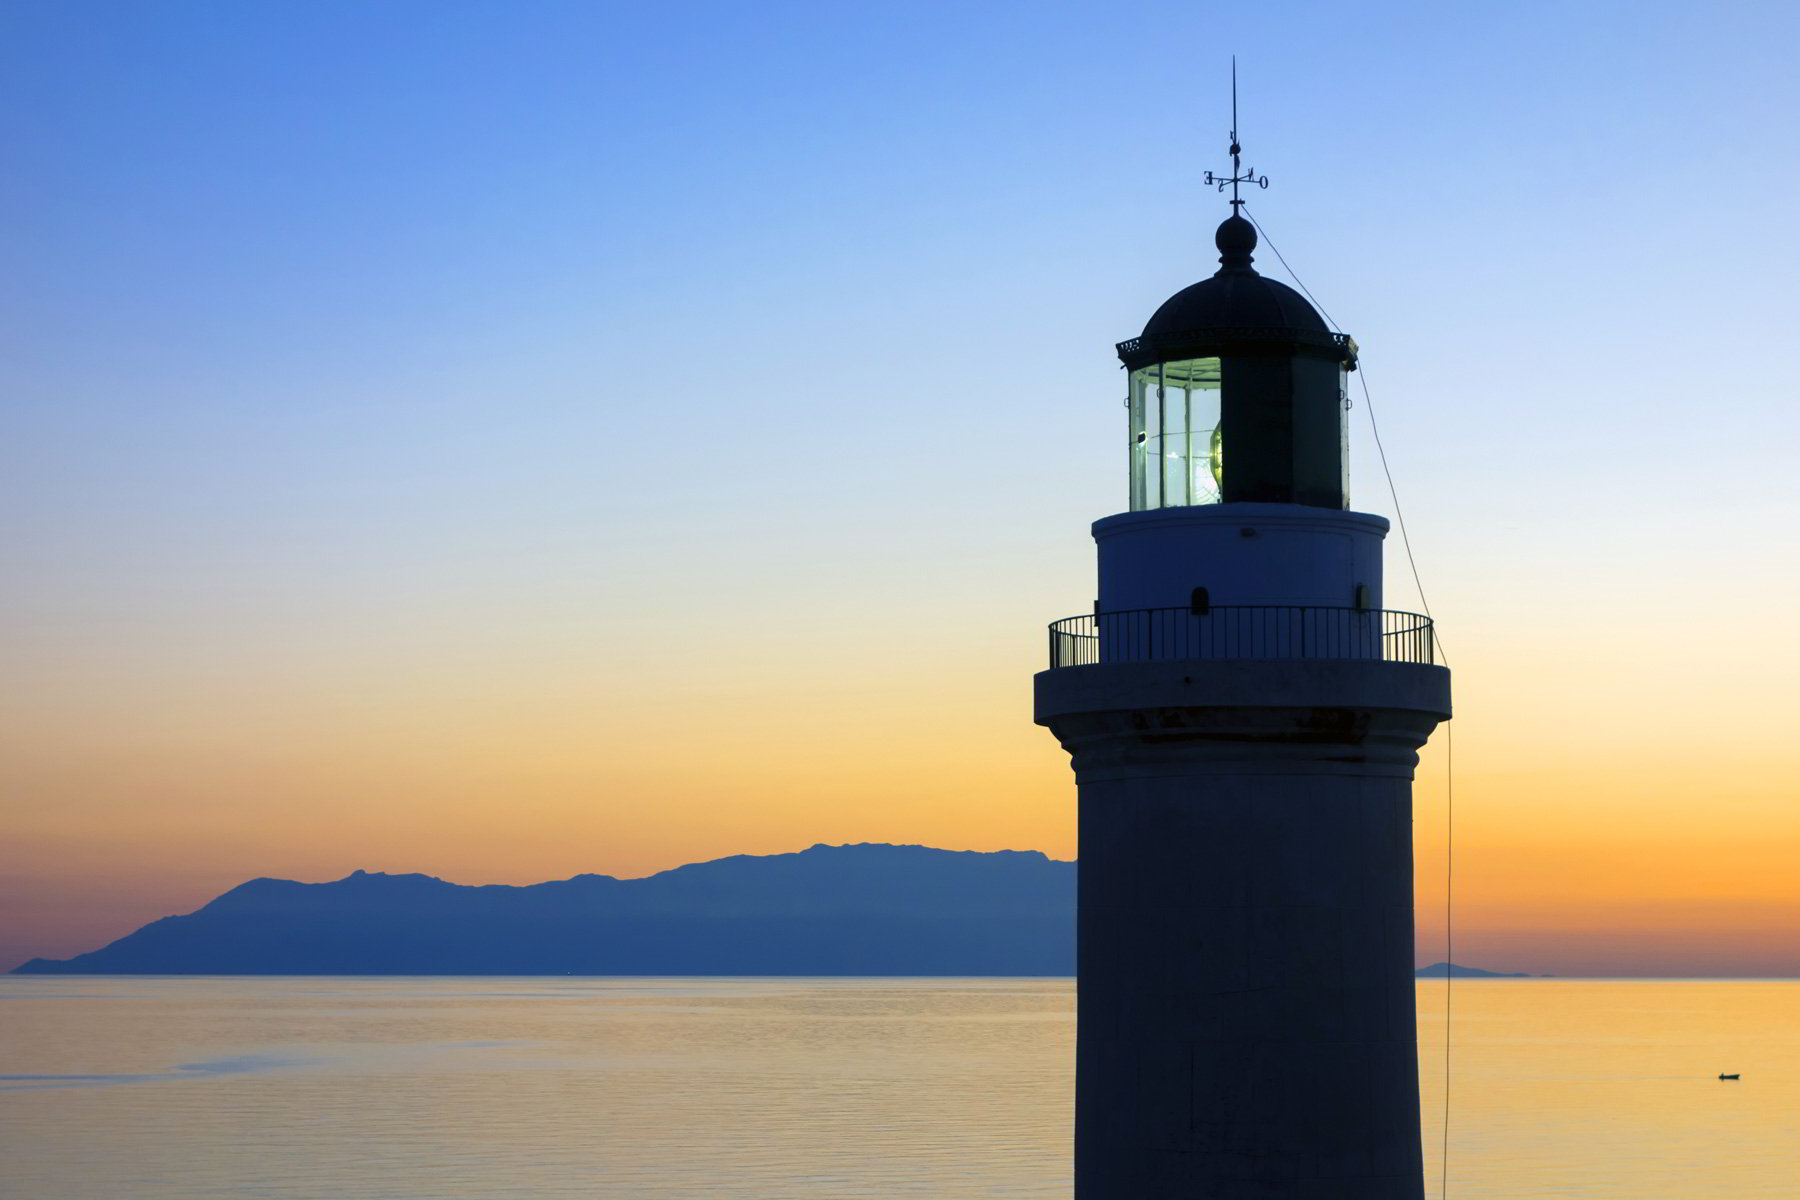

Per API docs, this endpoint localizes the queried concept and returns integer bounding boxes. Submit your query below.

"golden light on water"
[5,977,1798,1198]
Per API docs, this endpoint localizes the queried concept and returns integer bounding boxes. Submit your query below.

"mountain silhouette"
[12,844,1076,975]
[1414,961,1529,978]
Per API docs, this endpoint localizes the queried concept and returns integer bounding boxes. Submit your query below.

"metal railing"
[1047,606,1435,669]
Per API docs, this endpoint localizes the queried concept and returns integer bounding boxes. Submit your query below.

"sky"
[4,0,1799,976]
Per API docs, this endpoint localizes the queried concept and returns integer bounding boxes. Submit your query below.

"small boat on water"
[1718,1073,1741,1080]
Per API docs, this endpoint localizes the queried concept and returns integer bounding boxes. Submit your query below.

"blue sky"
[4,0,1800,973]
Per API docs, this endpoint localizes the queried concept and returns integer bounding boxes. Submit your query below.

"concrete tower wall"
[1095,504,1389,613]
[1037,659,1449,1199]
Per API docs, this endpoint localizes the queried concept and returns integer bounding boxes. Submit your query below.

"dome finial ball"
[1215,214,1257,273]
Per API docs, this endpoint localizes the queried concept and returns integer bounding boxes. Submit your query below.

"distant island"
[12,843,1528,977]
[14,844,1075,976]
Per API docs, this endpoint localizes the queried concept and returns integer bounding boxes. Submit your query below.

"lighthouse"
[1034,158,1451,1195]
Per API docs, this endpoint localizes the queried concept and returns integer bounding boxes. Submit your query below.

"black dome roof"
[1117,214,1351,371]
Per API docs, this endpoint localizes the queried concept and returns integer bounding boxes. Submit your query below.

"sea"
[1,976,1794,1199]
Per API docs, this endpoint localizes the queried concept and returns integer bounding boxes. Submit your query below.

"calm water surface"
[1,977,1794,1198]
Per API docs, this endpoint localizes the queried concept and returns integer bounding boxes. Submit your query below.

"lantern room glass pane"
[1338,365,1350,503]
[1128,358,1221,510]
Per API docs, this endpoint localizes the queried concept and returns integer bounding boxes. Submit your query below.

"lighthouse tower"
[1035,192,1451,1194]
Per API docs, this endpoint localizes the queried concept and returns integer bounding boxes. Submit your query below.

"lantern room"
[1117,214,1357,511]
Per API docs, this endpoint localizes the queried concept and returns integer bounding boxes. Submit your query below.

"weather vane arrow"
[1201,57,1269,209]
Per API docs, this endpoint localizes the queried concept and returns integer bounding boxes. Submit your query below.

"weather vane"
[1202,57,1268,208]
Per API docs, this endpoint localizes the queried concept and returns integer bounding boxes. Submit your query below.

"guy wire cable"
[1242,205,1457,1199]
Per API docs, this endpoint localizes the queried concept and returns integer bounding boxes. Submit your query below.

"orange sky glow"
[5,3,1799,978]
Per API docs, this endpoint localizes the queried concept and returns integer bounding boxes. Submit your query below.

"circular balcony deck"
[1046,605,1435,670]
